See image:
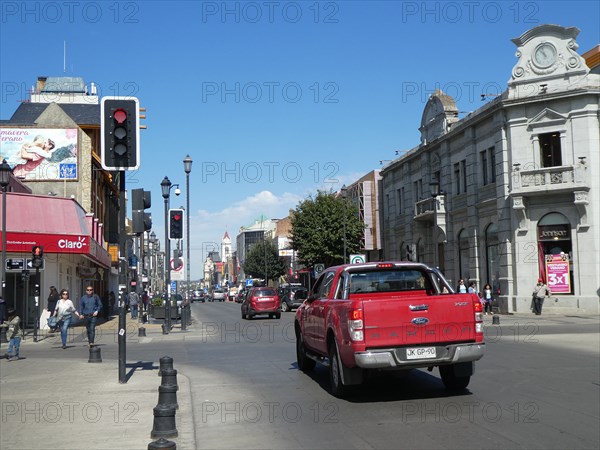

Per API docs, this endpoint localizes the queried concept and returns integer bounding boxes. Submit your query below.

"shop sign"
[538,225,570,241]
[545,254,571,293]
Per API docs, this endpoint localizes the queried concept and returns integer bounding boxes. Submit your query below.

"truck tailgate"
[360,293,478,348]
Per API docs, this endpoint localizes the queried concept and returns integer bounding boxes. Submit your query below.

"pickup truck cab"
[295,261,485,397]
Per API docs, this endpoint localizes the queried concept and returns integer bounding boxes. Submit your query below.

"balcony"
[511,164,588,196]
[414,196,446,221]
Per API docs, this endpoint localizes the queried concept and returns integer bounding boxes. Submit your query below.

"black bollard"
[148,438,177,450]
[158,356,174,377]
[150,404,178,439]
[161,369,179,389]
[492,315,500,325]
[139,327,147,337]
[158,384,179,410]
[88,346,102,363]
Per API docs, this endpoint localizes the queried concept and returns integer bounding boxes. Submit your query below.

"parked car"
[241,287,281,319]
[212,288,226,302]
[278,284,308,312]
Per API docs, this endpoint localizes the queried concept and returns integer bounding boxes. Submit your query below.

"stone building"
[379,25,599,314]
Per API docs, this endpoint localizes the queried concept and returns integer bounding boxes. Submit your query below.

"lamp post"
[161,176,174,334]
[341,185,347,264]
[0,159,12,301]
[430,175,440,269]
[149,231,156,292]
[183,155,192,303]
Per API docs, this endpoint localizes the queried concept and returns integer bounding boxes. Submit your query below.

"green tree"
[243,239,286,283]
[290,190,364,269]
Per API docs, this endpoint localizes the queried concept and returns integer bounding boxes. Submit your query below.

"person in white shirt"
[53,290,80,349]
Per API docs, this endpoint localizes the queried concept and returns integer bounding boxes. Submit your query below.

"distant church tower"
[221,231,232,262]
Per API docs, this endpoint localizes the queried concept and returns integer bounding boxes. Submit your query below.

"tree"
[243,239,286,284]
[290,190,364,269]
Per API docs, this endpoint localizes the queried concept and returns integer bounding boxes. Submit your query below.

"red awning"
[0,192,111,268]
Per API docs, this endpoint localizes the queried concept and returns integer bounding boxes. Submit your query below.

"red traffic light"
[114,108,127,124]
[32,245,43,257]
[172,213,182,221]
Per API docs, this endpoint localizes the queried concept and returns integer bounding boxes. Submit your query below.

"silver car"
[212,288,226,302]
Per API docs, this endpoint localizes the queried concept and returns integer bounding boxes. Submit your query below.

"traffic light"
[31,245,44,268]
[169,209,184,239]
[132,188,152,234]
[101,96,140,170]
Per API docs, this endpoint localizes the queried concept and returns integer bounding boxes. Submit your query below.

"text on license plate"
[406,347,436,360]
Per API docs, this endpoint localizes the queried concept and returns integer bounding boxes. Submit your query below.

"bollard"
[158,356,174,377]
[148,438,177,450]
[139,327,147,337]
[161,323,168,335]
[150,404,178,438]
[161,369,179,389]
[492,315,500,325]
[181,306,187,331]
[88,346,102,363]
[158,384,179,410]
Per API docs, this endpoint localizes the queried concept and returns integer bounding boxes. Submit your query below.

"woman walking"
[47,286,60,331]
[53,289,79,349]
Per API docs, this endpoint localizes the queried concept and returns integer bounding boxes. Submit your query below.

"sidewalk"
[0,313,195,450]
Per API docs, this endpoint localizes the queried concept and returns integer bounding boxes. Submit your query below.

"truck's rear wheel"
[439,365,471,390]
[329,342,348,398]
[296,332,315,372]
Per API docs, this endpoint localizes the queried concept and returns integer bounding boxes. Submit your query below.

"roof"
[1,192,89,235]
[5,102,100,126]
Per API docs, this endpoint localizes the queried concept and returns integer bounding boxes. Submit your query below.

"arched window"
[458,229,470,280]
[485,223,499,294]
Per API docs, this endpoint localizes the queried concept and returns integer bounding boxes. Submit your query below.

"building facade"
[379,25,599,314]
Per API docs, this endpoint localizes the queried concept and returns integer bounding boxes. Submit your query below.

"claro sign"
[58,236,87,249]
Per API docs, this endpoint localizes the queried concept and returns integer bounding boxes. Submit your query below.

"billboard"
[545,254,571,294]
[0,128,78,181]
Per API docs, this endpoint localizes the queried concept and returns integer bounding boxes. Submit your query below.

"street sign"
[26,258,45,271]
[6,258,24,271]
[170,281,177,293]
[245,279,253,287]
[170,257,184,280]
[350,254,366,264]
[314,263,325,275]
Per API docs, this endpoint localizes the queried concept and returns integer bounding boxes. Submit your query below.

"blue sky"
[1,1,599,279]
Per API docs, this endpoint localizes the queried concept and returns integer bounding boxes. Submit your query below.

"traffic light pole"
[34,267,40,342]
[164,195,171,334]
[118,171,127,383]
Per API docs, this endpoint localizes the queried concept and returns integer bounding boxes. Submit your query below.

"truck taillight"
[349,309,364,341]
[474,297,484,335]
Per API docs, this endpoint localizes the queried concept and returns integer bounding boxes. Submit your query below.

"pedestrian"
[0,295,7,346]
[53,289,78,349]
[108,291,116,315]
[456,279,467,293]
[532,278,551,315]
[142,290,149,312]
[0,308,22,361]
[47,286,60,331]
[468,281,479,295]
[79,285,102,347]
[482,283,494,315]
[129,289,140,319]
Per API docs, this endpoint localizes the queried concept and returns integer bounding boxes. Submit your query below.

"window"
[489,147,496,183]
[458,229,470,281]
[485,223,499,293]
[539,132,562,167]
[461,160,467,193]
[454,163,460,194]
[397,188,403,215]
[481,150,488,185]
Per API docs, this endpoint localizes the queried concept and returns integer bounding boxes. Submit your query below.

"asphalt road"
[174,302,599,450]
[7,303,599,449]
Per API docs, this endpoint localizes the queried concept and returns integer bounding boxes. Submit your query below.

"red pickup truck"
[294,261,485,397]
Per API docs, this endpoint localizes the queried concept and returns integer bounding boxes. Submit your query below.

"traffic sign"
[245,279,253,287]
[314,263,325,275]
[170,257,184,280]
[350,254,366,264]
[6,258,24,271]
[26,258,45,270]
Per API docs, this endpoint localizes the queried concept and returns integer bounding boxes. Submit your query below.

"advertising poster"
[545,254,571,294]
[0,128,78,180]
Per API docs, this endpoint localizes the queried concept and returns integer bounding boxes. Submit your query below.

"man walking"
[129,289,140,320]
[79,285,102,347]
[532,278,551,315]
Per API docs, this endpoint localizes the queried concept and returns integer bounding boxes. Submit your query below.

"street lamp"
[341,185,347,264]
[430,175,441,269]
[161,176,180,334]
[183,155,192,303]
[0,159,12,301]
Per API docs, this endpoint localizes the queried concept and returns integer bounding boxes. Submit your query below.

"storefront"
[1,192,111,327]
[537,214,573,295]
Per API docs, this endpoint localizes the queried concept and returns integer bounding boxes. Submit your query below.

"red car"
[241,287,281,319]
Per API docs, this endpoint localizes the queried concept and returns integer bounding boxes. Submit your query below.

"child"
[0,308,21,361]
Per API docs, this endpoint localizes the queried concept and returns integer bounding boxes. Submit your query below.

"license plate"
[406,346,436,360]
